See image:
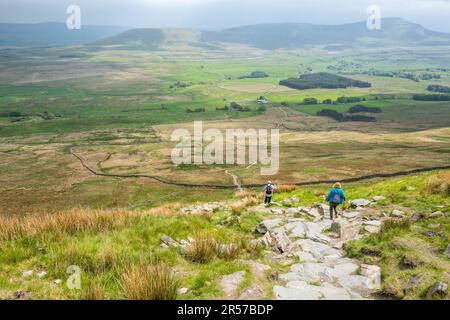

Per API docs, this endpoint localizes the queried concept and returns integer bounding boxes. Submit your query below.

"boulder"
[360,264,381,290]
[312,204,326,216]
[350,199,372,208]
[261,231,291,253]
[160,235,180,248]
[426,282,448,299]
[308,233,332,245]
[22,270,33,278]
[331,219,346,234]
[331,220,360,241]
[364,225,380,234]
[343,211,359,219]
[255,219,282,234]
[271,208,284,215]
[430,211,444,218]
[391,210,404,218]
[306,208,322,218]
[289,223,307,239]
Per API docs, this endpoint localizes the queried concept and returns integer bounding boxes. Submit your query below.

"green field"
[0,37,449,300]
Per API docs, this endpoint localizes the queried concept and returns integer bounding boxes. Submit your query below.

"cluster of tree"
[239,71,269,79]
[279,73,371,90]
[363,70,441,82]
[427,85,450,94]
[413,94,450,101]
[0,111,25,117]
[170,81,192,89]
[303,98,318,105]
[229,102,251,112]
[348,104,382,114]
[216,106,229,111]
[420,74,441,80]
[336,96,366,103]
[317,109,376,122]
[295,96,366,106]
[40,111,62,120]
[186,108,206,113]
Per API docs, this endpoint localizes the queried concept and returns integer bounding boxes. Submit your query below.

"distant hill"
[201,18,450,49]
[5,18,450,49]
[0,22,128,47]
[91,28,165,49]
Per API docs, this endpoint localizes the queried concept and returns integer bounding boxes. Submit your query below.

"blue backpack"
[331,191,341,204]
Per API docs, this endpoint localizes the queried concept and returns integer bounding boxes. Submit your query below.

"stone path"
[251,198,384,300]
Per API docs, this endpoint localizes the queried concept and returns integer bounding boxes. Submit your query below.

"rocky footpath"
[171,196,447,300]
[250,197,390,300]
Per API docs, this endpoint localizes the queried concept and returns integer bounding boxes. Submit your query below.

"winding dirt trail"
[225,170,244,192]
[71,148,450,190]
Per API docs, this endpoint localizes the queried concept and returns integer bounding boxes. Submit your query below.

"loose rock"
[350,199,372,208]
[178,288,189,295]
[160,235,180,248]
[426,282,448,299]
[391,209,404,218]
[22,270,33,278]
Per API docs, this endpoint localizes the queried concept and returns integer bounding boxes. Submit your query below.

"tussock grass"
[147,202,183,216]
[120,262,179,300]
[231,196,258,215]
[243,240,264,259]
[235,191,253,199]
[0,203,186,242]
[426,173,450,196]
[216,243,240,261]
[276,185,299,193]
[379,218,411,236]
[184,232,217,263]
[0,208,143,242]
[81,282,105,300]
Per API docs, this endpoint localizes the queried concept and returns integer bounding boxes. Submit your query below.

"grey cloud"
[0,0,449,32]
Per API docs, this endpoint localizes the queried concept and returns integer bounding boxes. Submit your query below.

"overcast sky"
[1,0,450,32]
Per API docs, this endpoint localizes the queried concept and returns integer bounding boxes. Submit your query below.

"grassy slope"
[0,170,448,300]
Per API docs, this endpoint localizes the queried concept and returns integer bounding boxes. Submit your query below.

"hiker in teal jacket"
[326,182,346,220]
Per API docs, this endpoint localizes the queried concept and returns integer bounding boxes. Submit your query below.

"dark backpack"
[331,191,341,204]
[265,185,274,195]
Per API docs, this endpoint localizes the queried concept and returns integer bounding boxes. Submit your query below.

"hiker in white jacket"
[263,181,277,206]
